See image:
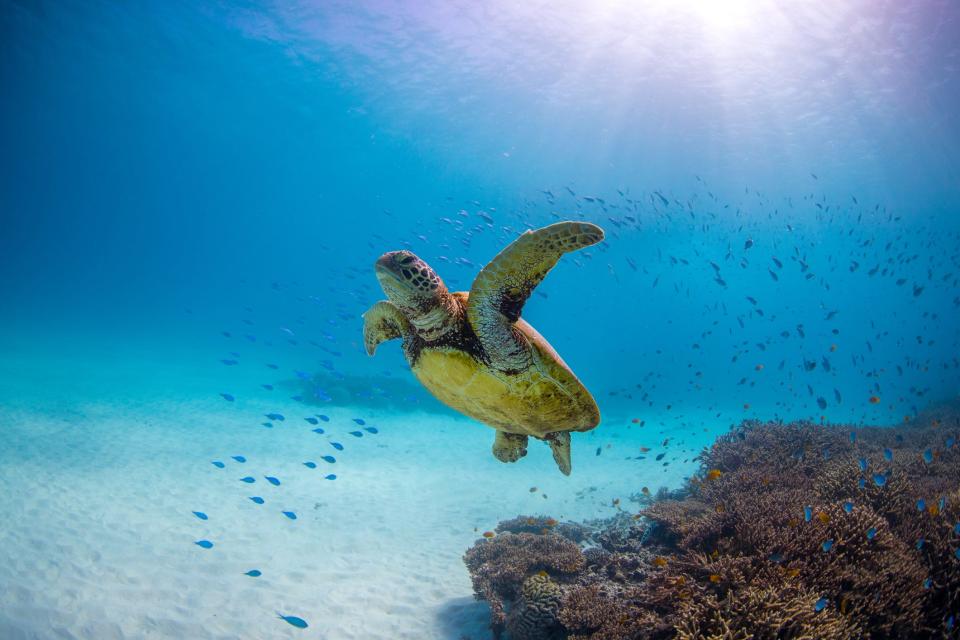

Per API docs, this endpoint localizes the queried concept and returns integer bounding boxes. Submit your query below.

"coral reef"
[464,402,960,639]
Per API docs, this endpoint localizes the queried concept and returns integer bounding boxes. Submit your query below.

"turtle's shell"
[410,309,599,439]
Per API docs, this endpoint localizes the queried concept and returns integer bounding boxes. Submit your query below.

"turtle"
[362,221,603,475]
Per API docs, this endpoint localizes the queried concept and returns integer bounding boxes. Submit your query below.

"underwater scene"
[2,1,960,638]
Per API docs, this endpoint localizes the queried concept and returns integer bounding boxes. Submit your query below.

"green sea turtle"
[362,221,603,475]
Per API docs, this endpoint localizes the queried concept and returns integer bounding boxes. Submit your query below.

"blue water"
[1,1,959,638]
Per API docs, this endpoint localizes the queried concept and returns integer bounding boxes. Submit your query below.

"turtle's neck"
[408,293,460,343]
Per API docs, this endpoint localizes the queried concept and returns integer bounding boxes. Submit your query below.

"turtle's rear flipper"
[492,431,529,463]
[362,300,411,356]
[466,222,603,372]
[546,431,572,476]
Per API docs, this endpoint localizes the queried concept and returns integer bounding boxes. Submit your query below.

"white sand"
[0,345,708,639]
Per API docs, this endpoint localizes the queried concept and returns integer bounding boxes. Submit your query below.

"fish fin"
[492,430,528,463]
[362,300,411,356]
[546,431,572,476]
[467,222,603,371]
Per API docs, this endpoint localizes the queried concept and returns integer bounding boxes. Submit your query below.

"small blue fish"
[245,569,262,577]
[922,448,933,464]
[822,539,834,552]
[849,432,856,444]
[349,431,363,438]
[956,548,960,560]
[192,511,208,520]
[221,359,238,366]
[803,506,812,522]
[883,448,893,461]
[318,414,330,422]
[212,460,225,469]
[353,418,366,425]
[331,442,344,451]
[240,476,256,483]
[768,552,784,563]
[857,458,868,472]
[303,461,317,469]
[843,502,853,514]
[282,511,297,520]
[290,395,303,402]
[954,522,960,535]
[814,597,828,612]
[916,538,925,550]
[858,478,866,489]
[939,496,946,512]
[305,417,319,425]
[866,527,876,540]
[325,474,337,480]
[249,496,264,504]
[266,363,278,369]
[261,384,274,390]
[195,540,214,549]
[923,578,932,589]
[916,499,926,511]
[265,476,281,486]
[363,427,379,434]
[277,613,308,629]
[872,473,887,487]
[947,614,954,630]
[265,413,285,422]
[262,422,273,428]
[321,455,336,464]
[822,448,831,461]
[312,427,326,434]
[220,393,235,402]
[232,455,246,463]
[946,437,955,448]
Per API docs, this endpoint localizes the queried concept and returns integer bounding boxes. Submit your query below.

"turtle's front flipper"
[467,222,603,371]
[362,300,412,356]
[545,431,572,475]
[492,430,529,463]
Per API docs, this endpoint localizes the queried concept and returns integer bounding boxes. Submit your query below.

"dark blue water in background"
[2,0,959,426]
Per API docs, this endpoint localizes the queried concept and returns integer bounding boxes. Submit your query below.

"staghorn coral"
[464,401,960,639]
[673,581,861,640]
[497,515,592,543]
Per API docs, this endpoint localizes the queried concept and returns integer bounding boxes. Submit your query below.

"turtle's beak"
[375,251,416,302]
[375,251,410,280]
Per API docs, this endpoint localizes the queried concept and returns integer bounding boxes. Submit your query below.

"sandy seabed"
[0,348,704,640]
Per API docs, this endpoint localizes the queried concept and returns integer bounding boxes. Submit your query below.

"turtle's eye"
[399,255,415,265]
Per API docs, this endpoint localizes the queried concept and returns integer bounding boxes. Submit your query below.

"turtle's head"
[375,250,448,313]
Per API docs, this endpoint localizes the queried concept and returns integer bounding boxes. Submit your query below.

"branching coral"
[464,402,960,639]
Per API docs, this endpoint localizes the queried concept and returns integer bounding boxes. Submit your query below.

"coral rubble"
[464,403,960,639]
